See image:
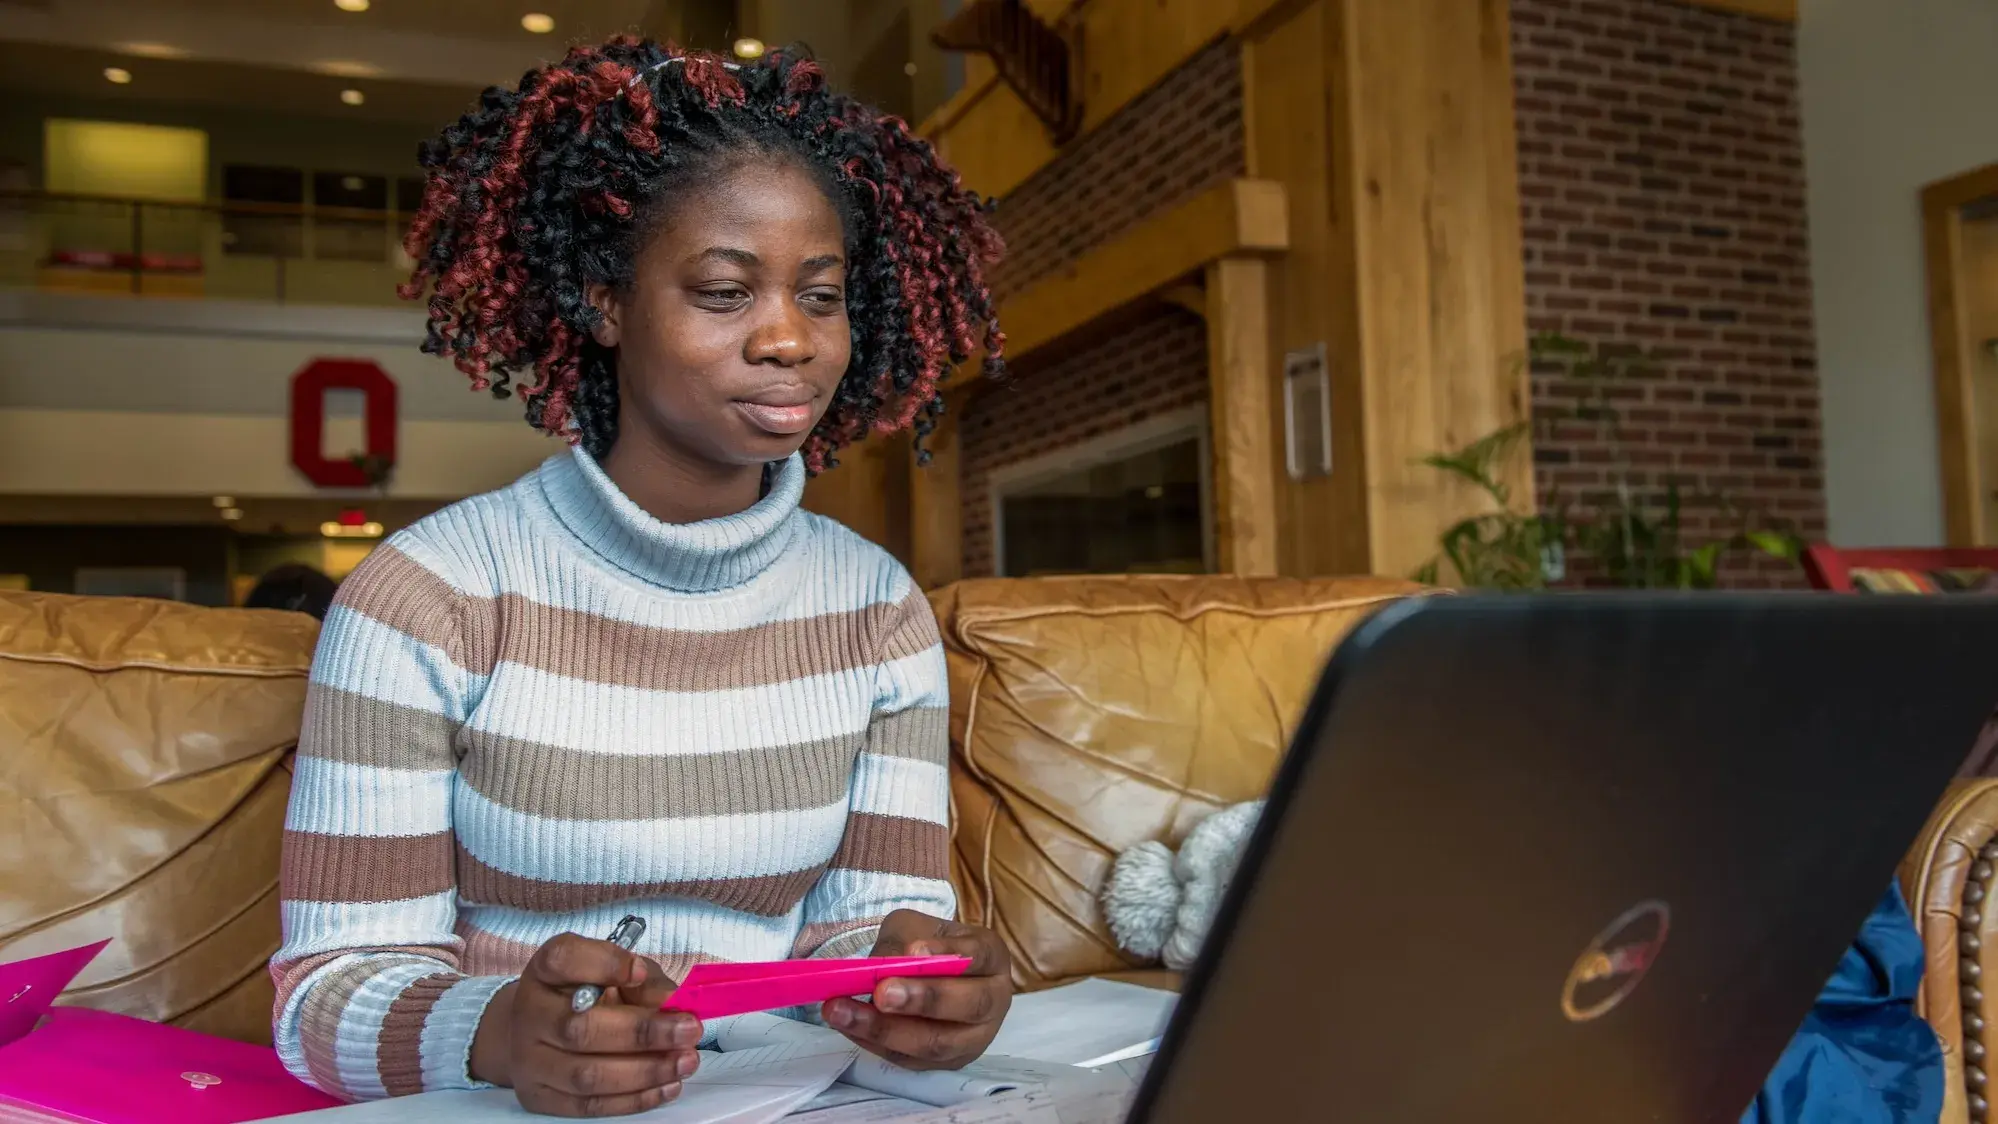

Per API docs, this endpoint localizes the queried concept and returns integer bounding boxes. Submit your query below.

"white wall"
[1800,0,1998,546]
[0,292,557,499]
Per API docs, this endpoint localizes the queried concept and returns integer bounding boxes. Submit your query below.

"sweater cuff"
[427,974,517,1092]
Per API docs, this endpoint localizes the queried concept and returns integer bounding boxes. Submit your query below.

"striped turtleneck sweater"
[270,447,954,1101]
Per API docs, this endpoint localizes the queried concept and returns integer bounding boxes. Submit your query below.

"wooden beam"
[1681,0,1797,21]
[1330,0,1533,579]
[1160,284,1208,319]
[908,383,971,589]
[1205,257,1279,575]
[1922,163,1998,546]
[990,178,1287,371]
[920,0,1308,198]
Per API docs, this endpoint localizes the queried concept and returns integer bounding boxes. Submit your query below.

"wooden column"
[1205,257,1280,575]
[908,383,969,589]
[1244,0,1530,579]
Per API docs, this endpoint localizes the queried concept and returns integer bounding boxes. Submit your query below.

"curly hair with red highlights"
[400,37,1004,472]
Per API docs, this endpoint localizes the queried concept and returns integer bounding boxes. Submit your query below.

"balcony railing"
[0,189,418,308]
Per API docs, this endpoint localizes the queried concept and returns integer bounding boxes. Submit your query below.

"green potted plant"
[1416,334,1800,590]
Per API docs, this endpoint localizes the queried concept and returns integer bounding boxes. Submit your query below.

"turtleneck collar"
[537,447,805,594]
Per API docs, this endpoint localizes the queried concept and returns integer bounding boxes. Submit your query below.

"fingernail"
[877,982,907,1010]
[676,1052,697,1078]
[658,1082,681,1102]
[908,943,932,957]
[825,1002,854,1028]
[674,1017,702,1047]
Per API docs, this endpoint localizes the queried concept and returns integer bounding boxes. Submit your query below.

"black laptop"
[1127,594,1998,1123]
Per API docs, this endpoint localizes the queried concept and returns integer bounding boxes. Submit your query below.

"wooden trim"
[979,178,1287,375]
[1681,0,1797,21]
[1205,257,1279,575]
[908,383,971,590]
[1923,163,1998,546]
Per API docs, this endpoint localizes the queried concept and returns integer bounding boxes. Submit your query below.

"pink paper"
[665,955,971,1020]
[0,940,109,1047]
[0,942,341,1123]
[0,1008,342,1123]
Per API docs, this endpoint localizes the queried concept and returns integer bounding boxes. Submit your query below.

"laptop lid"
[1130,594,1998,1123]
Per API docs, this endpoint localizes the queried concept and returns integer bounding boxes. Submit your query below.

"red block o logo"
[291,358,398,488]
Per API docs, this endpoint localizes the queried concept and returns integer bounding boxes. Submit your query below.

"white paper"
[712,1014,1069,1108]
[982,979,1177,1067]
[263,1038,858,1124]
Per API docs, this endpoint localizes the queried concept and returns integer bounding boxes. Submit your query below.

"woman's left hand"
[822,909,1013,1070]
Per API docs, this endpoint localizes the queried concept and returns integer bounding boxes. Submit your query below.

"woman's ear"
[586,282,622,348]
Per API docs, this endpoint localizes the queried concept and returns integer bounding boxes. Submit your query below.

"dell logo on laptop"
[1562,900,1671,1022]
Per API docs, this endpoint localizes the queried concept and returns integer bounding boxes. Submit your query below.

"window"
[992,409,1213,577]
[222,165,305,257]
[312,171,390,262]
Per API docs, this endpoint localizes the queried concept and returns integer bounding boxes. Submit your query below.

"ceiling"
[0,39,485,125]
[121,0,663,44]
[0,0,722,125]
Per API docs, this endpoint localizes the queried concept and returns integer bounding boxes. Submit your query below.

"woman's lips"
[732,398,816,436]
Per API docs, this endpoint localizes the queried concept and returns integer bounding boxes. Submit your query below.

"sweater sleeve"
[270,543,510,1100]
[793,584,957,960]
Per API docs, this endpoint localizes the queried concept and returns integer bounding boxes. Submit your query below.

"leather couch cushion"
[1898,779,1998,1124]
[930,575,1427,990]
[0,592,317,1045]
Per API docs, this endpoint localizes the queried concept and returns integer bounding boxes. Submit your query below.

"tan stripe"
[456,844,824,917]
[299,687,460,771]
[271,951,347,1024]
[866,707,948,764]
[830,813,950,881]
[458,921,544,979]
[458,726,864,821]
[334,546,471,662]
[455,919,726,987]
[878,590,942,663]
[299,958,416,1098]
[791,920,881,959]
[378,974,458,1097]
[344,548,930,693]
[282,831,456,904]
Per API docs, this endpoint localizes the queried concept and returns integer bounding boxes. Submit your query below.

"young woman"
[271,38,1009,1117]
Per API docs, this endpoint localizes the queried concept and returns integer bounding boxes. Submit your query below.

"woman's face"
[591,157,851,469]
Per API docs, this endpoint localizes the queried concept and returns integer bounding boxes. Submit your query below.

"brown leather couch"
[0,577,1989,1123]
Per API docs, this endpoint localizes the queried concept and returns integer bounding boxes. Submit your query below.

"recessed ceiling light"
[117,42,188,60]
[103,67,131,84]
[212,495,236,508]
[732,37,765,60]
[520,12,554,33]
[220,507,244,522]
[903,62,918,77]
[340,88,365,106]
[334,0,370,12]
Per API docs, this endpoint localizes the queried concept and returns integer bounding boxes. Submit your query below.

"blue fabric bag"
[1742,885,1944,1123]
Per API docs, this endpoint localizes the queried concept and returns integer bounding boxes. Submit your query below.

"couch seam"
[0,650,311,678]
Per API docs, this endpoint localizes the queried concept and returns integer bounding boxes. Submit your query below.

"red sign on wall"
[290,358,397,489]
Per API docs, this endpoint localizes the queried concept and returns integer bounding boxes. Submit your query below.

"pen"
[571,914,647,1013]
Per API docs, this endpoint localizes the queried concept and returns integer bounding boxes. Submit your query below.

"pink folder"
[665,955,972,1020]
[0,942,341,1123]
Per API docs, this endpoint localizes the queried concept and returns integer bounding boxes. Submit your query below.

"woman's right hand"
[469,932,704,1117]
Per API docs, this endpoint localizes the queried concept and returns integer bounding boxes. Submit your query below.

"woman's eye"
[801,288,844,312]
[694,285,749,308]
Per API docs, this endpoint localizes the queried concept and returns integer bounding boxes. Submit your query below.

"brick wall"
[961,307,1209,577]
[1511,0,1824,586]
[987,40,1245,298]
[957,42,1244,574]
